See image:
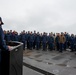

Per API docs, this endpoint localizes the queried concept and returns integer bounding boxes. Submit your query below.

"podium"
[1,41,23,75]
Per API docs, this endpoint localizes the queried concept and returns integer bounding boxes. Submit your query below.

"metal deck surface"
[23,49,76,75]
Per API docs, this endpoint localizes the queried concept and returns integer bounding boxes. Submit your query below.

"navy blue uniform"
[5,33,11,42]
[19,33,27,50]
[36,34,40,50]
[0,17,9,74]
[11,33,15,41]
[48,36,54,51]
[64,34,69,50]
[74,36,76,51]
[39,34,43,49]
[0,26,9,62]
[55,36,60,51]
[70,36,75,52]
[12,33,19,41]
[27,33,30,49]
[14,34,19,41]
[33,33,36,49]
[28,34,34,50]
[42,34,47,51]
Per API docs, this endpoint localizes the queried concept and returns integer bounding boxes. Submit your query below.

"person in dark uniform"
[48,33,54,51]
[33,31,36,49]
[42,32,48,51]
[70,34,75,52]
[55,33,60,51]
[19,30,27,50]
[28,32,34,50]
[27,31,30,49]
[35,32,40,50]
[0,17,10,73]
[74,35,76,51]
[5,30,11,42]
[11,31,19,41]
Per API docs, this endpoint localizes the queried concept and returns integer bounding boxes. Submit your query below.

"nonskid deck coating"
[23,50,76,75]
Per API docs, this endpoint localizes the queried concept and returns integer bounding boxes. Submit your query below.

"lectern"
[1,41,23,75]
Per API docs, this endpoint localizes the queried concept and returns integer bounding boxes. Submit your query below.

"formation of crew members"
[3,30,76,53]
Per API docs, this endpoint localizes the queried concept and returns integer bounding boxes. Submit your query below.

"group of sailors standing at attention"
[3,30,76,53]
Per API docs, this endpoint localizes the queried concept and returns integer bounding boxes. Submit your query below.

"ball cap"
[0,17,4,25]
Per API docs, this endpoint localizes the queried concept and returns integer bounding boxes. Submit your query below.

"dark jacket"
[28,34,34,42]
[19,33,27,42]
[70,36,75,44]
[55,36,60,43]
[75,37,76,45]
[36,34,40,42]
[0,26,9,50]
[48,36,54,44]
[42,35,47,43]
[5,33,11,42]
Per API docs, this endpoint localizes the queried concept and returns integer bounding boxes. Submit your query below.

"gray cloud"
[0,0,76,34]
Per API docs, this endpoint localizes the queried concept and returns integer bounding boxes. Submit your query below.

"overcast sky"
[0,0,76,34]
